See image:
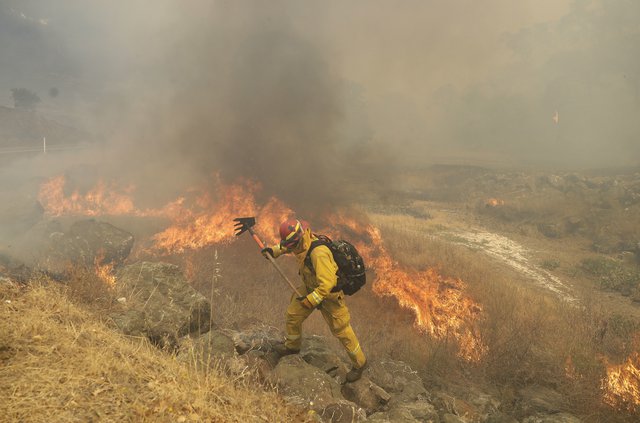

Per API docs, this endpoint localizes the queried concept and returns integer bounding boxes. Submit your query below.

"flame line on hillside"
[38,175,486,360]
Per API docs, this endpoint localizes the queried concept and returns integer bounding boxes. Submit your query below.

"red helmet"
[279,219,304,249]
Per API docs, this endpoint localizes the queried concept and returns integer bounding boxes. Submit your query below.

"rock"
[395,400,440,422]
[318,400,367,423]
[341,376,391,414]
[177,329,235,370]
[302,335,349,378]
[433,392,480,421]
[239,349,275,382]
[442,413,468,423]
[522,413,582,423]
[368,359,425,395]
[485,412,519,423]
[518,385,565,415]
[231,325,283,354]
[367,407,421,423]
[366,388,439,421]
[367,360,429,408]
[269,354,344,410]
[40,219,133,276]
[109,261,211,349]
[392,379,430,404]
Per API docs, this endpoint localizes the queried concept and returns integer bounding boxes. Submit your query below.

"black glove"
[261,247,274,259]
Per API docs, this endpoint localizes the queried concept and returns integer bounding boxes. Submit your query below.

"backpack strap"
[304,235,332,273]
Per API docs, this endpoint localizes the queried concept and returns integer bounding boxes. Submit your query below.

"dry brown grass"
[162,209,639,421]
[0,279,308,423]
[370,212,639,422]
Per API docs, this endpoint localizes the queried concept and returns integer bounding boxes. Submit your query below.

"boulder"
[433,392,482,421]
[367,407,423,422]
[301,335,350,378]
[40,219,133,276]
[368,359,426,395]
[109,261,211,349]
[485,412,519,423]
[392,400,440,422]
[268,354,345,410]
[318,400,367,423]
[522,413,582,423]
[239,349,275,382]
[341,376,391,414]
[232,325,283,354]
[442,413,468,423]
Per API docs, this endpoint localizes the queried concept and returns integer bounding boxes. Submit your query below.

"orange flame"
[38,175,179,218]
[603,352,640,411]
[93,252,116,288]
[38,175,485,360]
[39,175,136,217]
[151,180,293,253]
[485,198,505,207]
[331,218,486,361]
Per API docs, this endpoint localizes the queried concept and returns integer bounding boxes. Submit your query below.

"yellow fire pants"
[284,290,367,368]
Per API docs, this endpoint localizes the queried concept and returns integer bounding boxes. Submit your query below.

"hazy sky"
[1,0,638,209]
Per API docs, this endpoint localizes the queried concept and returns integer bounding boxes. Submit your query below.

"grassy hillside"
[0,279,308,423]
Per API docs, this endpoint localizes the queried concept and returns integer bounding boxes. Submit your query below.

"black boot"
[345,361,368,383]
[273,342,300,357]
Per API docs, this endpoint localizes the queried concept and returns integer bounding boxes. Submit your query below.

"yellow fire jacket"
[272,228,338,307]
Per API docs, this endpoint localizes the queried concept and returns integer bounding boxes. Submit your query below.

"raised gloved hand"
[297,296,314,309]
[261,247,274,259]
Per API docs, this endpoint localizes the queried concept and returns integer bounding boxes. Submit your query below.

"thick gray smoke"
[1,0,638,217]
[108,3,360,212]
[1,1,381,214]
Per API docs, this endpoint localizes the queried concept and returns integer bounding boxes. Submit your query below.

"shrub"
[580,257,640,296]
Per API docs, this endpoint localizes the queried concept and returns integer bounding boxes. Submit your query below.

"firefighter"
[262,219,368,382]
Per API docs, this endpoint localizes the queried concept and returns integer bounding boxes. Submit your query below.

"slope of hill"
[0,106,87,149]
[0,279,307,422]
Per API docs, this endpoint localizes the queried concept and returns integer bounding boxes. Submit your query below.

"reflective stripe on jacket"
[272,228,338,307]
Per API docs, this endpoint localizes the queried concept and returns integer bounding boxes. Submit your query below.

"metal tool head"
[233,216,256,236]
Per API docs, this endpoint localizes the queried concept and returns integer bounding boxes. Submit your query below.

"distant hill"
[0,106,88,149]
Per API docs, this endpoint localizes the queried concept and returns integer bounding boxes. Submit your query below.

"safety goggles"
[280,232,302,249]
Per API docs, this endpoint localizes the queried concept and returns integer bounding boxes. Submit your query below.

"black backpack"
[304,235,366,295]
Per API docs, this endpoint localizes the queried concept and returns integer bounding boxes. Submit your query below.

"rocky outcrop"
[39,219,134,276]
[220,329,587,423]
[522,413,582,423]
[109,261,211,349]
[269,354,345,409]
